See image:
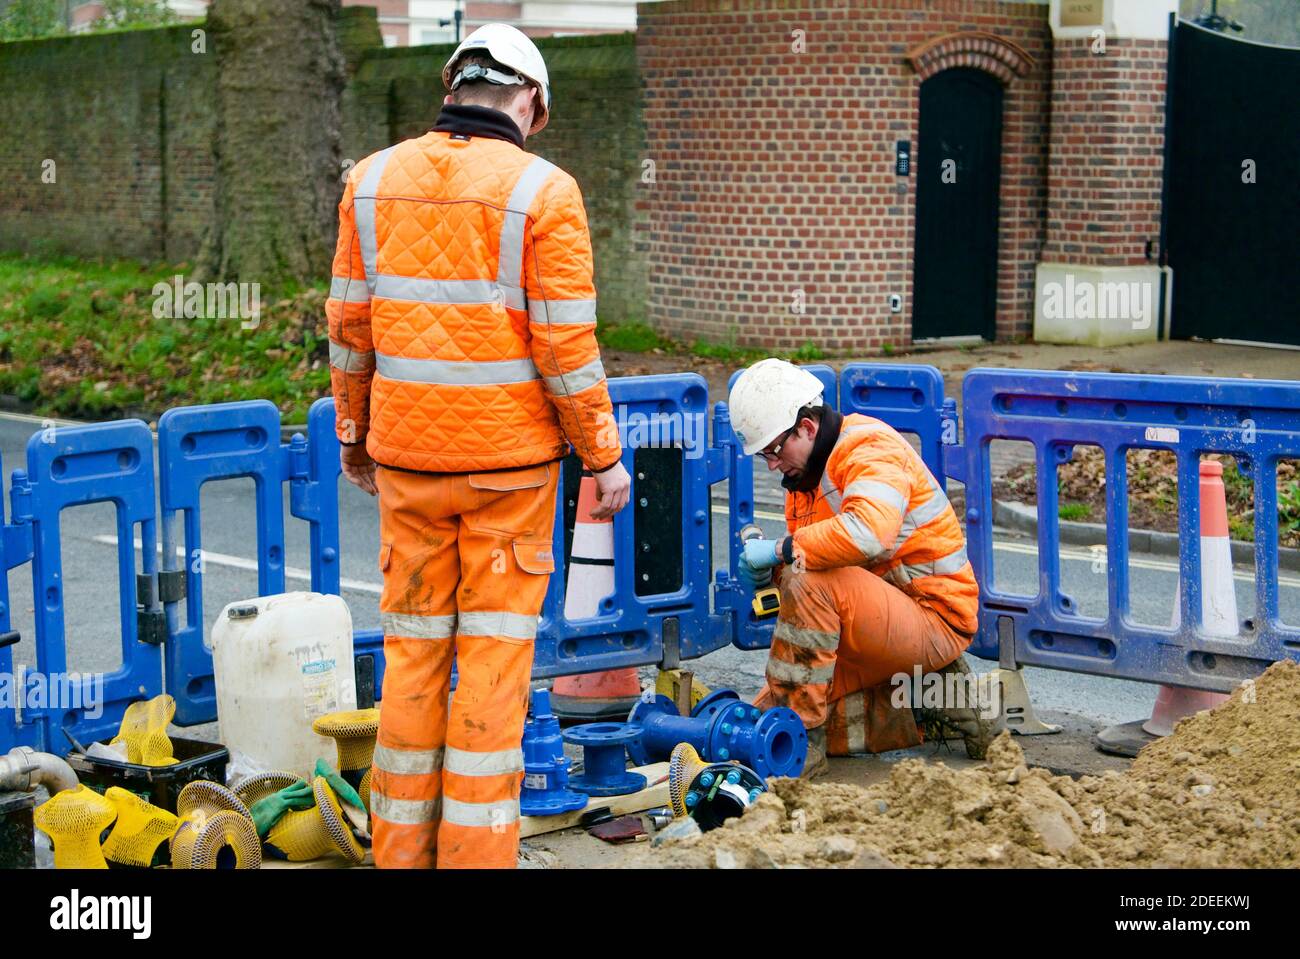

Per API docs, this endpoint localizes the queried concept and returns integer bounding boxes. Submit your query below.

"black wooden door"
[1166,22,1300,345]
[912,68,1004,341]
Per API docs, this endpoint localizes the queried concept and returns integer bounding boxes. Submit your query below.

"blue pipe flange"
[626,695,710,767]
[690,688,743,722]
[520,689,588,817]
[707,705,808,780]
[562,723,647,797]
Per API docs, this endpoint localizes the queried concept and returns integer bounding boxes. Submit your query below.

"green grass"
[597,319,829,366]
[0,254,330,423]
[2,254,855,425]
[1280,479,1300,540]
[595,320,672,353]
[1058,503,1091,522]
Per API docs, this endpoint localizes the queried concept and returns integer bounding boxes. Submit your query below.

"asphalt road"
[2,412,1296,742]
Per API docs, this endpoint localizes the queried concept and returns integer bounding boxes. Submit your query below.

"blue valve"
[520,689,588,817]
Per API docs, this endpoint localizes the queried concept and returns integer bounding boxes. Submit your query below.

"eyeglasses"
[758,427,795,463]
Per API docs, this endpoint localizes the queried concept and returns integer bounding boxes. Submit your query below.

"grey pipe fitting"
[0,746,78,795]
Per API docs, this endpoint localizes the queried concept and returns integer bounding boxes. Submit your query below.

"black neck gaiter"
[431,103,525,149]
[782,407,843,494]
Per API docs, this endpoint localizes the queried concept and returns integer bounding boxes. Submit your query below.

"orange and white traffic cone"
[550,471,642,722]
[1097,460,1233,756]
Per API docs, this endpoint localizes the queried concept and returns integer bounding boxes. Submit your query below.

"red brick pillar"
[1034,0,1177,345]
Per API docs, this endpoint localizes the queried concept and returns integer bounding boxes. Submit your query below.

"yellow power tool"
[738,524,781,620]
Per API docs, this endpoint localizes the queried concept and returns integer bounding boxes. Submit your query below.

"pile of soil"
[645,660,1300,869]
[994,447,1300,548]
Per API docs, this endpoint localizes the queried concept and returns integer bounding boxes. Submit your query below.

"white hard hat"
[728,359,825,456]
[443,23,551,135]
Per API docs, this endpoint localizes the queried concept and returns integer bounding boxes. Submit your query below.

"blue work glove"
[736,556,773,590]
[737,538,781,590]
[742,538,781,571]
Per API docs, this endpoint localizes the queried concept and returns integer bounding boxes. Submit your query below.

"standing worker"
[727,359,998,775]
[326,23,630,868]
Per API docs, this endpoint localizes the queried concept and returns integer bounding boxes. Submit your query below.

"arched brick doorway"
[906,33,1035,341]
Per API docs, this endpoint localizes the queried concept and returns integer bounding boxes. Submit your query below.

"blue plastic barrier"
[532,372,733,676]
[157,401,292,726]
[838,363,954,486]
[6,363,1298,754]
[0,421,163,752]
[0,447,35,749]
[956,369,1300,689]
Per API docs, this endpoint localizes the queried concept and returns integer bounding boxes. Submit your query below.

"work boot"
[801,725,830,780]
[911,657,1003,760]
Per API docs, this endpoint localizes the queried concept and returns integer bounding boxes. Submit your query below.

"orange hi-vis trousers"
[370,461,559,869]
[754,566,972,754]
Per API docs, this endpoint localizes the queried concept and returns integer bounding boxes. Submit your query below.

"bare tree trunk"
[200,0,345,286]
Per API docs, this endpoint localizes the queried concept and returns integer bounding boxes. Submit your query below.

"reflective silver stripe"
[329,276,370,303]
[766,658,835,686]
[381,611,456,639]
[373,275,500,304]
[371,793,441,825]
[844,691,867,753]
[819,472,843,514]
[457,610,539,641]
[444,746,524,777]
[542,357,606,396]
[441,796,519,828]
[354,146,396,294]
[528,298,597,326]
[839,512,886,561]
[773,621,840,652]
[884,480,952,560]
[375,354,540,386]
[329,341,375,373]
[843,479,908,516]
[373,744,445,775]
[883,565,912,589]
[888,546,970,585]
[498,156,557,303]
[933,545,970,574]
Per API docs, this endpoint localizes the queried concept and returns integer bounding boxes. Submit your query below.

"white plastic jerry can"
[211,592,358,777]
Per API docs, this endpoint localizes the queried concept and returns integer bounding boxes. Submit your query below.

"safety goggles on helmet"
[450,62,529,93]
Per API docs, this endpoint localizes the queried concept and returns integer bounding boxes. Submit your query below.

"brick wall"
[1042,37,1168,267]
[0,24,216,262]
[0,13,647,322]
[637,0,1053,349]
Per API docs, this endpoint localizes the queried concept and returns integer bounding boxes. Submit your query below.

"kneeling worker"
[728,359,998,774]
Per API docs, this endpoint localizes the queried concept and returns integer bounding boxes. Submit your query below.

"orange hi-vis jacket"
[326,119,619,474]
[784,413,978,635]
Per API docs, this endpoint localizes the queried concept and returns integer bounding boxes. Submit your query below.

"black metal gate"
[1165,20,1300,345]
[912,67,1003,341]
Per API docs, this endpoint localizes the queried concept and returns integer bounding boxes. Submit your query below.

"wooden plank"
[520,762,670,839]
[264,762,671,862]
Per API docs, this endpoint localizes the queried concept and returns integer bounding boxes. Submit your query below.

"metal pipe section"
[0,746,78,795]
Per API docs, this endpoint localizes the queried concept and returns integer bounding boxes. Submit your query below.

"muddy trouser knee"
[370,462,559,869]
[753,566,970,755]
